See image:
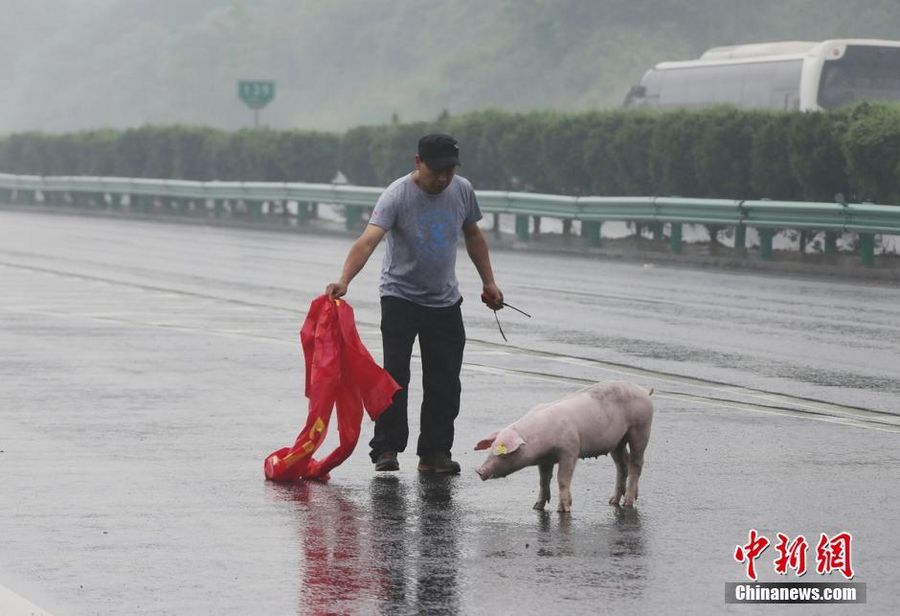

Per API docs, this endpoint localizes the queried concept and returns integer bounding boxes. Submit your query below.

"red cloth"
[264,295,400,482]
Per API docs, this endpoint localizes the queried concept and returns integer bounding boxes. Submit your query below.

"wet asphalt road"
[1,209,899,615]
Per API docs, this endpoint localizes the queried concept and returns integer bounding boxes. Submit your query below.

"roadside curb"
[493,236,900,283]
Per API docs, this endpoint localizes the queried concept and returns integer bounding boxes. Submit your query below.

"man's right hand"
[480,284,504,311]
[325,281,348,299]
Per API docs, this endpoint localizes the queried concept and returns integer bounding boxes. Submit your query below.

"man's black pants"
[369,295,465,461]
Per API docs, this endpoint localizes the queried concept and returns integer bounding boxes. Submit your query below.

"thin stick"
[493,310,508,342]
[502,301,531,318]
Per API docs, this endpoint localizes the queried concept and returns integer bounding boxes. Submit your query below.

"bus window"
[770,60,802,109]
[658,69,687,107]
[740,62,776,108]
[711,66,742,106]
[654,63,797,110]
[818,45,900,108]
[682,68,714,106]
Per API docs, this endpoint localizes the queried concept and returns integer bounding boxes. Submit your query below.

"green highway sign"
[238,80,276,110]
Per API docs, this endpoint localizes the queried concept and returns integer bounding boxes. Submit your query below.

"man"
[325,133,503,474]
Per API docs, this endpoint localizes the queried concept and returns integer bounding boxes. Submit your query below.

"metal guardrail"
[1,173,898,266]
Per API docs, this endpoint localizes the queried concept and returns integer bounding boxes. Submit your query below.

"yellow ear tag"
[494,442,507,456]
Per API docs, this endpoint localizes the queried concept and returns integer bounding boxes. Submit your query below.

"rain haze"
[1,2,900,616]
[3,0,900,132]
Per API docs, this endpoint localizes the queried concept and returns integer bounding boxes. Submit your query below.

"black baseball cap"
[418,133,460,170]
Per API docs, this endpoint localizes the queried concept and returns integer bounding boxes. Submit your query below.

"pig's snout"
[476,456,509,481]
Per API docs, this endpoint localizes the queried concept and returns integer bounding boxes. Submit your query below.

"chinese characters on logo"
[734,530,854,581]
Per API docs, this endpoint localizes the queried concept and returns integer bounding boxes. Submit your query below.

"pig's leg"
[533,462,553,511]
[623,429,649,507]
[608,439,629,506]
[556,454,577,513]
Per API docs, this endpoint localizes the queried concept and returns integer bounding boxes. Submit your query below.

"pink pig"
[474,381,653,512]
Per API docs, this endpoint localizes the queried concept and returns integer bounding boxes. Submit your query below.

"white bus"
[623,39,900,111]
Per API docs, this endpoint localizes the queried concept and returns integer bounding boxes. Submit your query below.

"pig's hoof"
[557,502,572,513]
[609,494,622,506]
[623,496,636,507]
[533,501,547,511]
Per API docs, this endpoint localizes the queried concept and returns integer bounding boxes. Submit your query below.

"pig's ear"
[474,431,500,450]
[492,430,526,456]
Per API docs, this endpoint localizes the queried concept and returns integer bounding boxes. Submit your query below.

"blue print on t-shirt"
[414,208,455,262]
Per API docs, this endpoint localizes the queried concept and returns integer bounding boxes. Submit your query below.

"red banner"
[264,296,400,482]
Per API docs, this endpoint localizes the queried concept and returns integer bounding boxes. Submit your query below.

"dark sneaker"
[375,451,399,472]
[417,453,461,474]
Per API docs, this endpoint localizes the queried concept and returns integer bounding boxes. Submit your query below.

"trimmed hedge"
[2,104,900,204]
[0,126,339,183]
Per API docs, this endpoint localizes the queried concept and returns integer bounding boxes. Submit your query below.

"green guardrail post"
[296,202,310,224]
[213,200,224,217]
[669,223,682,253]
[249,201,263,222]
[345,205,362,230]
[582,221,601,247]
[859,233,874,267]
[515,214,529,241]
[533,216,541,239]
[562,219,572,236]
[652,222,664,243]
[735,223,747,255]
[759,228,774,261]
[824,231,837,255]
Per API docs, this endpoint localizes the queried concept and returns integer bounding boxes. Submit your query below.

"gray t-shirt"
[368,173,482,307]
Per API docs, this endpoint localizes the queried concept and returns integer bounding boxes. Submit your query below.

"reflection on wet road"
[268,476,654,616]
[269,476,462,616]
